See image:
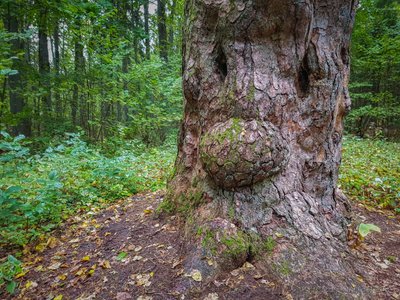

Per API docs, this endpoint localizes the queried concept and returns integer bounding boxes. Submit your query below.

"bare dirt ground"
[2,191,399,300]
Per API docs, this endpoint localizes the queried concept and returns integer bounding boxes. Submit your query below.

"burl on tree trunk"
[164,0,366,298]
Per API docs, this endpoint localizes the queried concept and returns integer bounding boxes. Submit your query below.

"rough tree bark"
[166,0,366,298]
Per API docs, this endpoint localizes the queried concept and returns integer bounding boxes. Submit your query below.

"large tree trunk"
[166,0,366,298]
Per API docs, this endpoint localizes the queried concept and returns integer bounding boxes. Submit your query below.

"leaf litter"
[3,191,399,300]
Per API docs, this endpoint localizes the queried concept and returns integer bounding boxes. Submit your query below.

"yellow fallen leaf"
[105,232,112,236]
[15,271,28,279]
[88,269,95,276]
[35,265,44,272]
[190,269,202,282]
[75,267,87,276]
[81,255,90,262]
[25,280,38,289]
[143,209,153,214]
[275,232,283,238]
[35,243,47,252]
[54,295,63,300]
[46,237,58,249]
[58,274,67,280]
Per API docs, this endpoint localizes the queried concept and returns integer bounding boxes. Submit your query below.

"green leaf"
[6,281,17,294]
[49,170,58,180]
[358,223,381,238]
[116,251,127,261]
[0,69,18,76]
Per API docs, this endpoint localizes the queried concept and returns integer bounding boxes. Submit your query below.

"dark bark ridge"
[166,0,367,298]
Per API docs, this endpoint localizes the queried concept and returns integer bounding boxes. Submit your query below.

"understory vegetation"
[339,136,400,213]
[0,132,398,251]
[0,131,176,248]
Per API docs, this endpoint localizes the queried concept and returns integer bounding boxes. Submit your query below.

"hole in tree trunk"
[297,55,310,97]
[215,46,228,80]
[341,46,349,65]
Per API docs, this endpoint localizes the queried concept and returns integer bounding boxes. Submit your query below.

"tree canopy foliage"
[349,0,400,138]
[0,0,183,145]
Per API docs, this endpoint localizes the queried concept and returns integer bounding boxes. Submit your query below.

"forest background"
[0,0,399,292]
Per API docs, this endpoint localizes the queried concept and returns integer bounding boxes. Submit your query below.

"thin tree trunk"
[144,0,150,60]
[157,0,168,62]
[38,6,52,114]
[72,39,84,126]
[168,0,176,53]
[54,21,62,117]
[165,0,366,298]
[5,2,31,136]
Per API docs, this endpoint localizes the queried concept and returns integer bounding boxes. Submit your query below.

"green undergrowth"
[339,136,400,213]
[0,131,176,248]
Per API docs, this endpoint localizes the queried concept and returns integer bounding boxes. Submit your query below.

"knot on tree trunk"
[199,118,289,190]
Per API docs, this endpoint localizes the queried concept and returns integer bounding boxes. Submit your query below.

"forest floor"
[3,191,400,300]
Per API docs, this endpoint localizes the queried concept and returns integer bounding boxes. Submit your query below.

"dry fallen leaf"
[204,293,219,300]
[58,274,67,281]
[100,260,111,269]
[137,296,153,300]
[35,242,47,252]
[242,262,255,270]
[75,267,87,276]
[35,265,44,272]
[172,259,181,269]
[47,237,59,249]
[25,280,38,289]
[48,262,62,270]
[190,269,202,282]
[132,273,152,287]
[116,292,133,300]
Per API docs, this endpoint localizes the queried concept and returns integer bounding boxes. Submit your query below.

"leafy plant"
[0,132,176,247]
[358,223,381,238]
[0,255,22,294]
